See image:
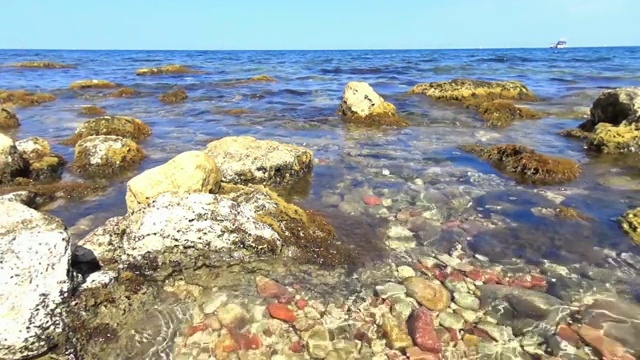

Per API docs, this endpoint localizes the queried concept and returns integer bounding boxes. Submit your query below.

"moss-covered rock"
[555,206,592,221]
[410,78,537,102]
[0,106,19,128]
[0,181,107,209]
[249,74,276,82]
[471,100,543,128]
[559,128,593,140]
[9,61,75,69]
[586,122,640,154]
[62,115,151,146]
[159,88,188,104]
[204,136,313,186]
[70,136,145,178]
[135,64,200,76]
[621,207,640,245]
[108,87,138,98]
[460,144,581,185]
[0,134,29,185]
[79,105,106,116]
[338,81,408,127]
[16,137,66,182]
[0,90,56,107]
[69,80,117,90]
[215,108,251,116]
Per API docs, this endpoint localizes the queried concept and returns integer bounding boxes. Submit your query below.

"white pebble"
[382,169,390,176]
[396,266,416,279]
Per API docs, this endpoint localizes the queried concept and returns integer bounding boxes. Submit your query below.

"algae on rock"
[0,89,56,107]
[9,61,75,69]
[0,106,19,129]
[62,115,151,145]
[108,87,138,98]
[410,78,537,102]
[159,88,188,104]
[135,64,200,76]
[79,105,106,116]
[69,80,117,90]
[586,123,640,154]
[621,207,640,245]
[70,135,145,178]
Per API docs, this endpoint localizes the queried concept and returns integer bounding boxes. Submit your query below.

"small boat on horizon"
[549,39,567,49]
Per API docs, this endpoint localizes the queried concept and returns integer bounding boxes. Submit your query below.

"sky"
[0,0,637,50]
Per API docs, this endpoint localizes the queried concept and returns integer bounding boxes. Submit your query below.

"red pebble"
[295,299,308,310]
[363,195,383,206]
[447,328,459,343]
[447,271,465,282]
[289,340,304,353]
[408,307,442,354]
[556,324,581,347]
[530,274,548,288]
[466,268,484,282]
[267,303,297,323]
[509,274,533,289]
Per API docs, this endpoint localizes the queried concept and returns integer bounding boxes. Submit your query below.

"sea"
[2,47,640,358]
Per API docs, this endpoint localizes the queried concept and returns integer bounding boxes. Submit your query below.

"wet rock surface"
[70,135,145,178]
[338,81,408,127]
[62,115,152,145]
[0,106,19,129]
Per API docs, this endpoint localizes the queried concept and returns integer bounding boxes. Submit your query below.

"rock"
[338,81,408,127]
[16,137,50,161]
[478,284,565,320]
[9,61,75,69]
[438,312,465,330]
[79,105,106,116]
[70,135,145,178]
[216,304,249,328]
[580,297,640,357]
[202,293,228,314]
[436,254,473,272]
[159,88,188,104]
[621,208,640,245]
[135,65,200,76]
[0,202,73,359]
[80,184,350,276]
[406,347,441,360]
[578,324,635,360]
[15,137,65,182]
[0,89,56,107]
[0,191,36,206]
[125,150,221,211]
[473,100,542,128]
[453,292,480,311]
[267,303,296,323]
[375,283,407,299]
[108,87,138,98]
[456,308,480,323]
[587,122,640,153]
[476,321,514,342]
[407,307,441,353]
[69,79,117,90]
[391,297,417,323]
[305,325,332,359]
[559,127,593,140]
[249,75,276,82]
[0,134,29,184]
[381,313,413,350]
[477,340,531,360]
[410,78,537,103]
[0,106,19,128]
[397,265,417,279]
[585,87,640,129]
[459,144,581,185]
[62,115,151,145]
[255,275,291,300]
[363,195,383,206]
[204,136,313,186]
[404,277,450,311]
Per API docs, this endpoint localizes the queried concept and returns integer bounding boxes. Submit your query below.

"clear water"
[2,47,640,358]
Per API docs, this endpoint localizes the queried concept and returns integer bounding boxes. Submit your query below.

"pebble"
[381,313,413,350]
[267,303,296,323]
[404,276,450,311]
[436,254,473,272]
[256,275,291,300]
[477,321,514,342]
[391,297,417,323]
[455,308,480,323]
[387,225,413,238]
[217,303,249,328]
[407,307,441,353]
[375,282,407,299]
[303,307,322,320]
[202,293,228,314]
[382,198,393,207]
[382,169,390,176]
[453,292,480,310]
[397,266,416,279]
[438,312,465,330]
[363,195,383,206]
[370,339,386,354]
[305,325,333,359]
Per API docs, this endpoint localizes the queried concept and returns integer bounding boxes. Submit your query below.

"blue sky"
[0,0,637,50]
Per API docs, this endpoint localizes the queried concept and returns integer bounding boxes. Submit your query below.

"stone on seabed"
[338,81,408,127]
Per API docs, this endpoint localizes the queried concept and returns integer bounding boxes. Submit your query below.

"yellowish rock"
[587,122,640,153]
[69,79,117,90]
[621,207,640,245]
[338,81,408,127]
[410,78,537,102]
[125,151,221,212]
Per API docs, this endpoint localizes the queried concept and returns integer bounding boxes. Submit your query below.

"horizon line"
[0,45,637,52]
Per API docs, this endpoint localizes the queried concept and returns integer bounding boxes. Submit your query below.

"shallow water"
[3,47,640,358]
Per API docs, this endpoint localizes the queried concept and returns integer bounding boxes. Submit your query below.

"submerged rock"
[79,105,106,116]
[62,115,152,145]
[70,135,145,178]
[125,150,221,211]
[159,88,188,104]
[410,78,537,102]
[135,64,200,76]
[69,79,118,90]
[9,61,75,69]
[403,276,450,311]
[620,207,640,245]
[587,122,640,153]
[580,297,640,358]
[0,106,19,129]
[0,202,73,359]
[108,87,138,98]
[0,181,106,209]
[338,81,408,127]
[204,136,313,186]
[0,89,56,107]
[473,100,542,128]
[459,144,581,185]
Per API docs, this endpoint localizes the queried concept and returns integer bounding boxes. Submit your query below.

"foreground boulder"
[410,78,537,102]
[135,64,200,76]
[460,144,581,185]
[70,135,145,178]
[79,184,356,277]
[16,137,65,182]
[204,136,313,186]
[9,61,75,69]
[338,82,408,127]
[62,115,151,145]
[0,202,73,359]
[125,150,221,211]
[0,106,19,129]
[0,90,56,107]
[0,134,29,184]
[69,80,117,90]
[159,88,188,104]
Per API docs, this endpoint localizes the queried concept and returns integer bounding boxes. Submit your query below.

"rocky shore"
[1,59,639,360]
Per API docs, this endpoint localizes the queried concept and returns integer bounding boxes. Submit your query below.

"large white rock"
[204,136,313,186]
[0,202,72,359]
[337,82,406,126]
[125,150,221,212]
